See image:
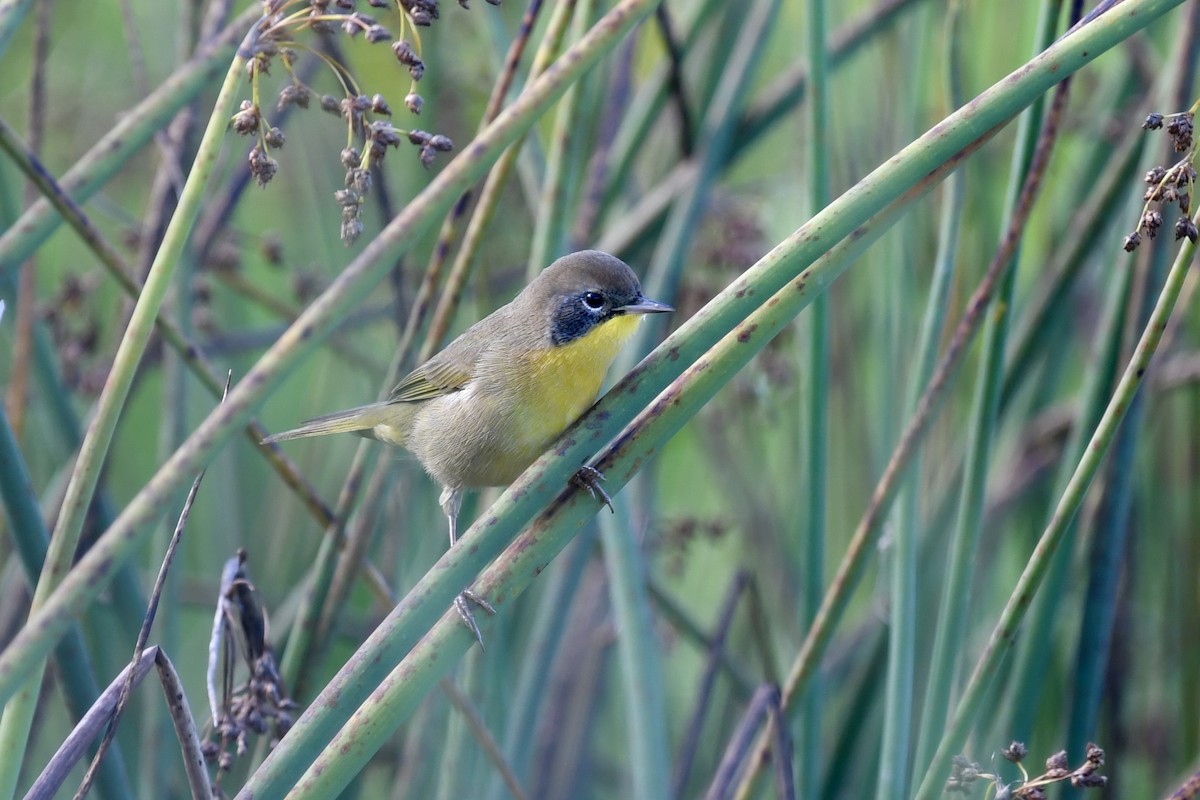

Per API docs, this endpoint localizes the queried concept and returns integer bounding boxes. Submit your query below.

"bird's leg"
[571,465,614,512]
[439,487,495,647]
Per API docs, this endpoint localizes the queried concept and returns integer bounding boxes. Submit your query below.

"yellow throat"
[512,313,643,447]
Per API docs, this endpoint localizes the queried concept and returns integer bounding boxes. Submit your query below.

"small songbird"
[264,250,672,643]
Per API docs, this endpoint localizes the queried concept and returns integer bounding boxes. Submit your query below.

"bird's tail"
[261,403,403,444]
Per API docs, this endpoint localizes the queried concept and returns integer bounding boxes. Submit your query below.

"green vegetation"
[0,0,1198,798]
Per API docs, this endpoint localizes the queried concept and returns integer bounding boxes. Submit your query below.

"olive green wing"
[387,359,473,402]
[387,314,500,403]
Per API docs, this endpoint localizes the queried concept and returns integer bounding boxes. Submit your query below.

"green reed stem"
[912,206,1200,799]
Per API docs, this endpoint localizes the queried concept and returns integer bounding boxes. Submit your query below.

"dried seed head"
[1045,750,1070,778]
[340,147,361,168]
[392,39,417,64]
[1122,231,1142,252]
[232,100,261,135]
[1145,166,1168,186]
[347,167,372,194]
[371,93,391,115]
[1142,210,1164,238]
[428,134,453,151]
[341,216,364,244]
[1175,216,1198,242]
[407,129,431,146]
[405,92,423,114]
[264,126,286,149]
[248,146,278,187]
[309,15,336,33]
[334,188,360,209]
[247,52,271,77]
[1001,741,1027,763]
[419,145,437,168]
[1143,112,1164,130]
[366,24,390,43]
[371,121,402,147]
[277,84,311,111]
[1166,113,1194,152]
[320,94,341,114]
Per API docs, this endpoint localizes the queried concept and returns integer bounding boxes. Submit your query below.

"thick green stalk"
[912,208,1200,799]
[799,0,829,796]
[1000,127,1145,410]
[595,0,725,224]
[43,37,245,624]
[0,410,133,800]
[1008,5,1199,750]
[906,4,969,783]
[1069,7,1200,757]
[1064,258,1139,754]
[637,0,780,316]
[488,534,594,800]
[599,503,669,800]
[526,0,595,275]
[909,0,1060,787]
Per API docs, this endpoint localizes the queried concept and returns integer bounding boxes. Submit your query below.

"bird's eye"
[582,291,605,310]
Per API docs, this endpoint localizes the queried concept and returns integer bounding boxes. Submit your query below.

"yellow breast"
[509,313,643,453]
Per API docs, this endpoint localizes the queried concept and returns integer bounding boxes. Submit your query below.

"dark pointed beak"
[619,296,673,315]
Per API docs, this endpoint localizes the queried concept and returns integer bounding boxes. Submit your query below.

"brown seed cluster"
[230,0,492,244]
[1124,109,1198,252]
[200,550,297,786]
[946,741,1107,798]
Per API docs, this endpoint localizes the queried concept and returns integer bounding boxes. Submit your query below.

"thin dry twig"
[654,4,694,157]
[705,684,793,800]
[154,649,214,800]
[672,571,749,799]
[24,648,159,800]
[6,0,52,437]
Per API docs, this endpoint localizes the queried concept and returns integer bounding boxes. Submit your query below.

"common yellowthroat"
[264,250,672,643]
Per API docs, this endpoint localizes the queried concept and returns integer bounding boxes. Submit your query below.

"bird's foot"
[571,465,613,513]
[454,590,496,648]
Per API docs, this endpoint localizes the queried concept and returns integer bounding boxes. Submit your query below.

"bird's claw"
[571,465,614,513]
[454,590,496,648]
